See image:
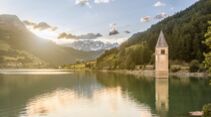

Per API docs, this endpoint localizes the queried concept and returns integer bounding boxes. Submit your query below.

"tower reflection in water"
[155,74,169,117]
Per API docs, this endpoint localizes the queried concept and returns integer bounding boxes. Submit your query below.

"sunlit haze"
[0,0,199,50]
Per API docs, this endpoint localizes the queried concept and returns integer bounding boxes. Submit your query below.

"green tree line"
[204,21,211,72]
[97,0,211,70]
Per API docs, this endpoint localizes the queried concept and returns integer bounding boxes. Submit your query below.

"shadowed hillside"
[0,15,103,68]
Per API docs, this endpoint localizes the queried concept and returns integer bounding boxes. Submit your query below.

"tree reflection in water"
[0,72,210,117]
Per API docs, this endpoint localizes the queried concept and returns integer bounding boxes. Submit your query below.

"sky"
[0,0,199,50]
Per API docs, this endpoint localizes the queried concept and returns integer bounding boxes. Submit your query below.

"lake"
[0,70,210,117]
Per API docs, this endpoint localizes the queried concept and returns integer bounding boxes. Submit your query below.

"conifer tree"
[204,21,211,72]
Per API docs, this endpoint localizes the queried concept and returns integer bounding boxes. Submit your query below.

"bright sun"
[29,27,58,41]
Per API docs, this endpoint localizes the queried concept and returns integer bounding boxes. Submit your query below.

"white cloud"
[140,16,151,22]
[75,0,91,8]
[94,0,113,4]
[75,0,113,7]
[109,23,119,36]
[154,1,166,7]
[23,20,58,31]
[171,7,175,10]
[155,12,168,19]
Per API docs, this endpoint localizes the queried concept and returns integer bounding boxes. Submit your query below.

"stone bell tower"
[155,30,169,77]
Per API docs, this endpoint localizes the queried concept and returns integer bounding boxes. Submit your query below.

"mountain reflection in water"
[0,71,210,117]
[25,87,153,117]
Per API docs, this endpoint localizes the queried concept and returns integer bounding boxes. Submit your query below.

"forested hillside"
[97,0,211,69]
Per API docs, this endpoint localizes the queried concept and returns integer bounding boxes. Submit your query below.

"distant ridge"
[0,14,103,68]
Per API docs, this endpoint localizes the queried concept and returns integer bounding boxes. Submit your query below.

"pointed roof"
[156,30,168,48]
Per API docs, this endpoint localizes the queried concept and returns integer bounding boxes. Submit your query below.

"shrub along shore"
[60,60,211,78]
[98,69,211,78]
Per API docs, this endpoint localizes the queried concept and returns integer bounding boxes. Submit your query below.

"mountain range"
[0,15,103,68]
[65,40,118,51]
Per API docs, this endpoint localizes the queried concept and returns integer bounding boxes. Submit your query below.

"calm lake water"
[0,70,210,117]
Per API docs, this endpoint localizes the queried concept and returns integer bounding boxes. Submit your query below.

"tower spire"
[156,30,168,48]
